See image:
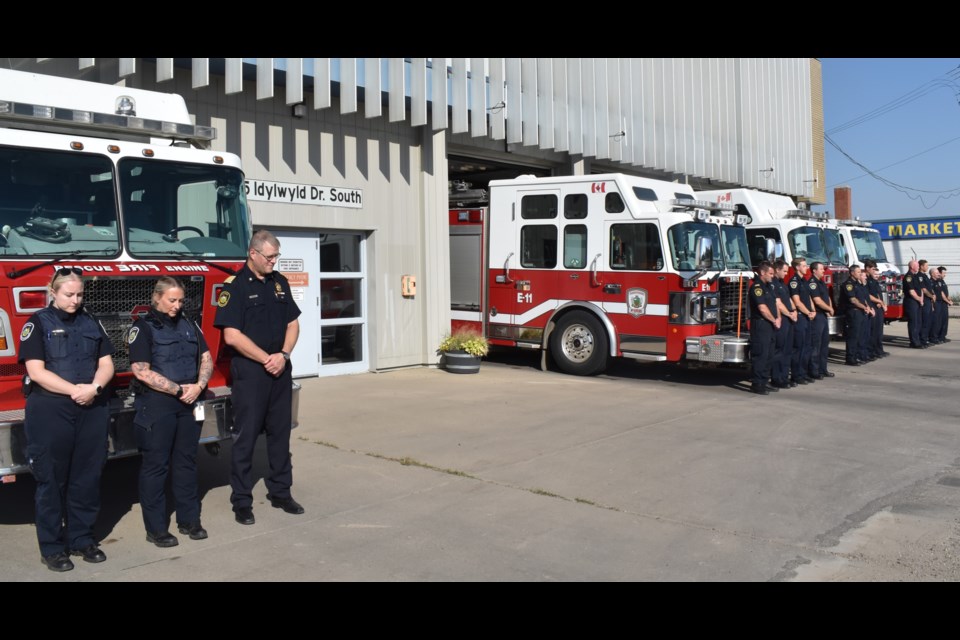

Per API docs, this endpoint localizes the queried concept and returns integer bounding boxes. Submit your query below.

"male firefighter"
[807,262,835,379]
[839,265,870,366]
[936,266,952,343]
[770,259,797,388]
[904,260,925,349]
[919,259,935,347]
[864,260,888,358]
[789,258,815,385]
[749,261,781,395]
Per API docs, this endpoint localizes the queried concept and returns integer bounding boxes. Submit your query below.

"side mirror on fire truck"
[764,238,777,263]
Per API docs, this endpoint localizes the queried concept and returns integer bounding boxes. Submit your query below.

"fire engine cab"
[450,173,756,375]
[834,218,903,321]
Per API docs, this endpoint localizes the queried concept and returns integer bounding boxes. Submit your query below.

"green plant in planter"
[438,329,490,357]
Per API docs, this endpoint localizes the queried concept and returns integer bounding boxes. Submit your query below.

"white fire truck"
[834,218,903,322]
[696,188,850,336]
[0,68,299,479]
[449,173,757,375]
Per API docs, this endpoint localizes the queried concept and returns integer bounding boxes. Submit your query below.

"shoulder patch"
[218,291,231,307]
[127,326,140,345]
[809,282,818,290]
[790,280,798,289]
[20,322,34,341]
[905,275,912,282]
[223,275,236,284]
[753,286,763,297]
[845,283,854,291]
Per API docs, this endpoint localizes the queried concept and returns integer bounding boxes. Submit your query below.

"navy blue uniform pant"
[25,394,108,557]
[751,322,774,387]
[135,396,201,533]
[772,321,793,384]
[845,311,862,362]
[905,299,922,347]
[791,315,811,381]
[930,302,943,342]
[809,314,830,376]
[230,359,293,510]
[938,304,949,341]
[921,299,933,344]
[859,311,872,360]
[872,307,885,355]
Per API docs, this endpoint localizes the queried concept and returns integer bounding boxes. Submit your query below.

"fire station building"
[3,58,824,377]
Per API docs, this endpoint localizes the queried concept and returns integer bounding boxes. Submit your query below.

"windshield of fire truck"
[822,228,847,266]
[667,222,724,271]
[120,159,250,259]
[849,229,888,262]
[0,146,120,257]
[720,225,750,270]
[788,226,828,264]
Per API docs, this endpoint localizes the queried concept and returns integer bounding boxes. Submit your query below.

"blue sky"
[816,58,960,221]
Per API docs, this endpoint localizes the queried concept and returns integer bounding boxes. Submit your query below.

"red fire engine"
[449,174,757,375]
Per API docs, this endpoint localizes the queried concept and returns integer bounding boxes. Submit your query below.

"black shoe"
[177,522,208,540]
[846,360,861,366]
[793,378,809,385]
[750,385,769,395]
[812,374,824,380]
[765,384,779,392]
[41,552,74,572]
[146,531,179,548]
[71,544,106,563]
[910,344,923,349]
[788,380,798,388]
[267,495,305,515]
[822,371,836,378]
[944,338,951,343]
[234,507,255,525]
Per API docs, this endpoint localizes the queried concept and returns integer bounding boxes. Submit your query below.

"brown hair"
[151,276,185,307]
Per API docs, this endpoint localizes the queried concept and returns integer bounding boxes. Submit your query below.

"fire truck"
[449,174,757,375]
[696,188,849,336]
[0,68,299,479]
[834,219,903,321]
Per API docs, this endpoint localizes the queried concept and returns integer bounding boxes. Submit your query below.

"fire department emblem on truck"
[626,288,648,317]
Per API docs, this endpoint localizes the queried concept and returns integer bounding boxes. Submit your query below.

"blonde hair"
[49,268,83,293]
[151,276,185,307]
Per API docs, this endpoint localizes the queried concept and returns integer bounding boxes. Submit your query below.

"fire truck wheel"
[550,310,608,376]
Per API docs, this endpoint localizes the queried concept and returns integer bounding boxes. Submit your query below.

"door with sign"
[272,231,320,377]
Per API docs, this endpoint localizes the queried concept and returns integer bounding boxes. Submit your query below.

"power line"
[827,133,960,187]
[826,64,960,136]
[825,133,960,209]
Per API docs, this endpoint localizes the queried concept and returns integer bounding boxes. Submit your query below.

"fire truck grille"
[718,280,749,333]
[0,364,26,378]
[82,277,205,373]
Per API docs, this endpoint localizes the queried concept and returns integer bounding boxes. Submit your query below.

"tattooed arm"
[131,361,180,396]
[197,351,213,389]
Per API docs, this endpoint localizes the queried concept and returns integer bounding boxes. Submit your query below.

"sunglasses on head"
[56,267,83,276]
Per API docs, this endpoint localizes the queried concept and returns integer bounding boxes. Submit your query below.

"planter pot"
[442,350,481,374]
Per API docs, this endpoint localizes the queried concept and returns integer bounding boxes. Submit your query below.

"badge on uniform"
[790,281,798,289]
[845,283,854,291]
[127,326,139,344]
[218,291,231,307]
[905,276,912,282]
[810,282,817,290]
[20,322,34,341]
[754,286,763,297]
[274,281,285,299]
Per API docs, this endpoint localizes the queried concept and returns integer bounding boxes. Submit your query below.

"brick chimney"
[834,186,852,220]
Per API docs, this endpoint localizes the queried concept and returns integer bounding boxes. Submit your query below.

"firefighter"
[864,260,888,358]
[214,230,303,525]
[903,260,925,348]
[919,259,935,347]
[789,257,815,385]
[807,262,836,379]
[857,268,876,362]
[749,261,781,395]
[929,268,945,345]
[18,268,115,572]
[129,277,213,547]
[839,265,870,366]
[770,259,797,388]
[936,266,952,343]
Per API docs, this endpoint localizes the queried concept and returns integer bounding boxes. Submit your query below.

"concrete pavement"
[2,320,959,581]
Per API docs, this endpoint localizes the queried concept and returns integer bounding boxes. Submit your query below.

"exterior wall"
[876,218,960,292]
